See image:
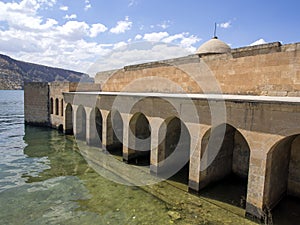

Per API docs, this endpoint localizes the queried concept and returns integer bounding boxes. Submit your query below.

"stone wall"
[288,135,300,197]
[97,42,300,97]
[48,82,101,130]
[24,82,49,126]
[69,82,101,92]
[49,82,70,129]
[232,130,250,178]
[264,137,293,208]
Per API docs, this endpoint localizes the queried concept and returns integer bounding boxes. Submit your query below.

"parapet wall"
[24,81,101,129]
[69,82,101,92]
[24,82,49,126]
[97,42,300,96]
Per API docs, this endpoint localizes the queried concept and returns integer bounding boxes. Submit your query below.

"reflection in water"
[22,126,89,183]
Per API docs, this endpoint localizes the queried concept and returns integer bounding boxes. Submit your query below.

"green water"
[0,126,173,224]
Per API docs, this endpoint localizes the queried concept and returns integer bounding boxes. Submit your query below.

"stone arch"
[106,110,123,156]
[64,103,73,134]
[264,134,300,211]
[50,98,54,114]
[60,99,64,116]
[55,98,59,115]
[128,113,151,165]
[76,105,86,141]
[158,117,191,186]
[86,107,102,146]
[200,123,250,208]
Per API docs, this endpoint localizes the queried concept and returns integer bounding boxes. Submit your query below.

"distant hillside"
[0,54,93,90]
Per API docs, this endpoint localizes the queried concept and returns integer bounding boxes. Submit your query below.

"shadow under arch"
[50,97,54,114]
[60,99,64,116]
[128,112,151,166]
[199,123,250,209]
[106,110,123,157]
[157,116,191,188]
[64,103,73,134]
[75,105,86,141]
[86,107,102,147]
[55,98,59,115]
[265,134,300,224]
[95,107,103,143]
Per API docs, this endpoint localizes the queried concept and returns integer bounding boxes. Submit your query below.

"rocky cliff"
[0,54,93,90]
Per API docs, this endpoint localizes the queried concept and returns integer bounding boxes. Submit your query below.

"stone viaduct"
[24,39,300,221]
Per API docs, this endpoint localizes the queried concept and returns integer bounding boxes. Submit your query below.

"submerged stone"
[167,211,181,220]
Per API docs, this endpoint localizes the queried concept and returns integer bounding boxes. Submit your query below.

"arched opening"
[50,98,54,114]
[64,103,73,134]
[106,110,123,157]
[58,124,63,132]
[128,113,151,166]
[55,98,59,115]
[199,123,250,209]
[95,107,103,143]
[265,135,300,224]
[76,105,86,141]
[61,99,64,116]
[158,117,191,188]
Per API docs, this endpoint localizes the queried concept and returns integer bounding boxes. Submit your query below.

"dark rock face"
[0,54,93,90]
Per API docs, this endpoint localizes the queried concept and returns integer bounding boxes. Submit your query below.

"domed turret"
[196,37,231,55]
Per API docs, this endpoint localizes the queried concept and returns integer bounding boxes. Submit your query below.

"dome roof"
[196,37,231,55]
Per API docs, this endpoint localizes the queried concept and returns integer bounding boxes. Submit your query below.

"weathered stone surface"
[167,211,181,220]
[97,41,300,97]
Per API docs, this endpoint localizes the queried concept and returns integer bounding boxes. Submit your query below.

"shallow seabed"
[0,125,255,224]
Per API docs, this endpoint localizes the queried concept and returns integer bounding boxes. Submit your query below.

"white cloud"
[162,33,186,43]
[135,34,142,40]
[143,32,169,42]
[113,41,127,50]
[57,21,90,40]
[128,0,137,7]
[250,38,267,46]
[89,23,108,37]
[157,20,171,29]
[180,35,200,52]
[180,35,200,47]
[64,14,77,20]
[142,32,200,52]
[84,0,91,11]
[110,16,132,34]
[89,42,193,73]
[0,0,39,16]
[0,0,59,31]
[59,5,68,11]
[40,0,56,8]
[219,21,231,29]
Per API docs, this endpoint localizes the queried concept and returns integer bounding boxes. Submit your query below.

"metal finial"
[214,22,218,39]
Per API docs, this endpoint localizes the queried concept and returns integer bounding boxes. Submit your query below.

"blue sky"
[0,0,299,75]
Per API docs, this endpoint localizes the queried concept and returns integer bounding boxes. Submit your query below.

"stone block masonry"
[24,82,50,126]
